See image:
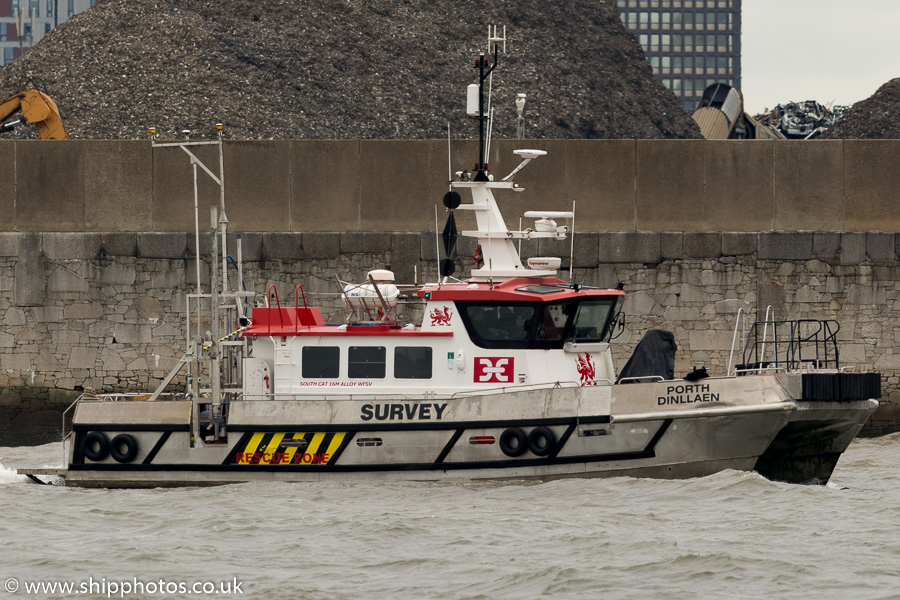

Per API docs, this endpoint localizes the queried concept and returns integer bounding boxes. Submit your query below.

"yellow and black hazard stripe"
[224,431,351,466]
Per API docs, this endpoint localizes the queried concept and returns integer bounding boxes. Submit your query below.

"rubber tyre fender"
[527,426,557,457]
[109,433,139,464]
[82,431,110,462]
[498,428,528,457]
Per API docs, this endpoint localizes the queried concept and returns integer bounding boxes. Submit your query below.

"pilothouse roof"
[418,278,626,302]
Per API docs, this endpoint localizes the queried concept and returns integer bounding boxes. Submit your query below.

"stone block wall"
[1,229,898,444]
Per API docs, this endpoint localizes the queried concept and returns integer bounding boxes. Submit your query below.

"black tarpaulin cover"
[617,329,676,383]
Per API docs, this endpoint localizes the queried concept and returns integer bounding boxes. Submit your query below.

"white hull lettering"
[360,403,449,421]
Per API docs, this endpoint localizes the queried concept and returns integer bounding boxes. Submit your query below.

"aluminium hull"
[63,375,878,488]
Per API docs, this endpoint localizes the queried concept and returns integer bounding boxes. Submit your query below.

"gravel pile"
[822,79,900,139]
[0,0,700,140]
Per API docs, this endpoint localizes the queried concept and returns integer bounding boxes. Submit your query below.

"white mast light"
[466,83,479,117]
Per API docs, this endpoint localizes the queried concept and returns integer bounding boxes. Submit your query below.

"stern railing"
[739,318,840,374]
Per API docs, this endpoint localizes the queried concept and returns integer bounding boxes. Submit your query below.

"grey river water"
[2,436,899,599]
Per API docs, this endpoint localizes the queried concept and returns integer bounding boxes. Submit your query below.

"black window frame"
[301,346,340,379]
[348,346,386,379]
[457,297,623,350]
[394,346,433,380]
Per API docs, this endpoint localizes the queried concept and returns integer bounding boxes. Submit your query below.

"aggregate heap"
[821,79,900,139]
[0,0,700,140]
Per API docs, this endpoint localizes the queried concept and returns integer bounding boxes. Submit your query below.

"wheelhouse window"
[349,346,386,379]
[394,347,432,379]
[462,303,537,347]
[571,301,617,343]
[302,346,339,378]
[458,297,622,350]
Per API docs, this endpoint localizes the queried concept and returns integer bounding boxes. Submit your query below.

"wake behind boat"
[25,28,879,488]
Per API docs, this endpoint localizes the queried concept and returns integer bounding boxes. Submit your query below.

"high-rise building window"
[614,0,741,104]
[0,23,6,41]
[68,0,74,17]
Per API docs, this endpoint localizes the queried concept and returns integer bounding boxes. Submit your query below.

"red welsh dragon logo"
[575,353,597,386]
[429,306,453,326]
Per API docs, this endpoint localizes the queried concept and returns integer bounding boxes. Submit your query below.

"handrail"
[450,380,594,398]
[266,284,284,335]
[726,307,745,377]
[294,284,308,334]
[294,284,309,310]
[760,305,774,366]
[61,393,89,466]
[616,375,665,384]
[741,317,840,373]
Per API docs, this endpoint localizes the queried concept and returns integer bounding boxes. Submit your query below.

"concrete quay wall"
[1,229,899,444]
[3,138,900,234]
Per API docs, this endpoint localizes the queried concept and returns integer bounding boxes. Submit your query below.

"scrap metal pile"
[0,0,699,140]
[755,101,848,140]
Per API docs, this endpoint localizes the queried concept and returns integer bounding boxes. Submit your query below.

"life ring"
[527,426,557,457]
[82,431,110,461]
[499,428,528,457]
[109,433,139,463]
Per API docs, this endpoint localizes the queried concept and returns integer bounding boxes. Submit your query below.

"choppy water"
[1,436,899,599]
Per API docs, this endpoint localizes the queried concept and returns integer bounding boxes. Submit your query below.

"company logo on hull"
[575,353,597,386]
[430,306,453,326]
[475,357,514,383]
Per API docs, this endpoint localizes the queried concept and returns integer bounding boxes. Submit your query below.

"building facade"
[614,0,741,112]
[0,0,95,66]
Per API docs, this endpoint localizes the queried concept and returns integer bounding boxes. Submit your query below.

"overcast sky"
[742,0,900,113]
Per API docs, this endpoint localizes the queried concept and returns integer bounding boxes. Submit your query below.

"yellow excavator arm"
[0,90,69,139]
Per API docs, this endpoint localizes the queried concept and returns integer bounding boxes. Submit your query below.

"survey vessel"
[22,29,879,488]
